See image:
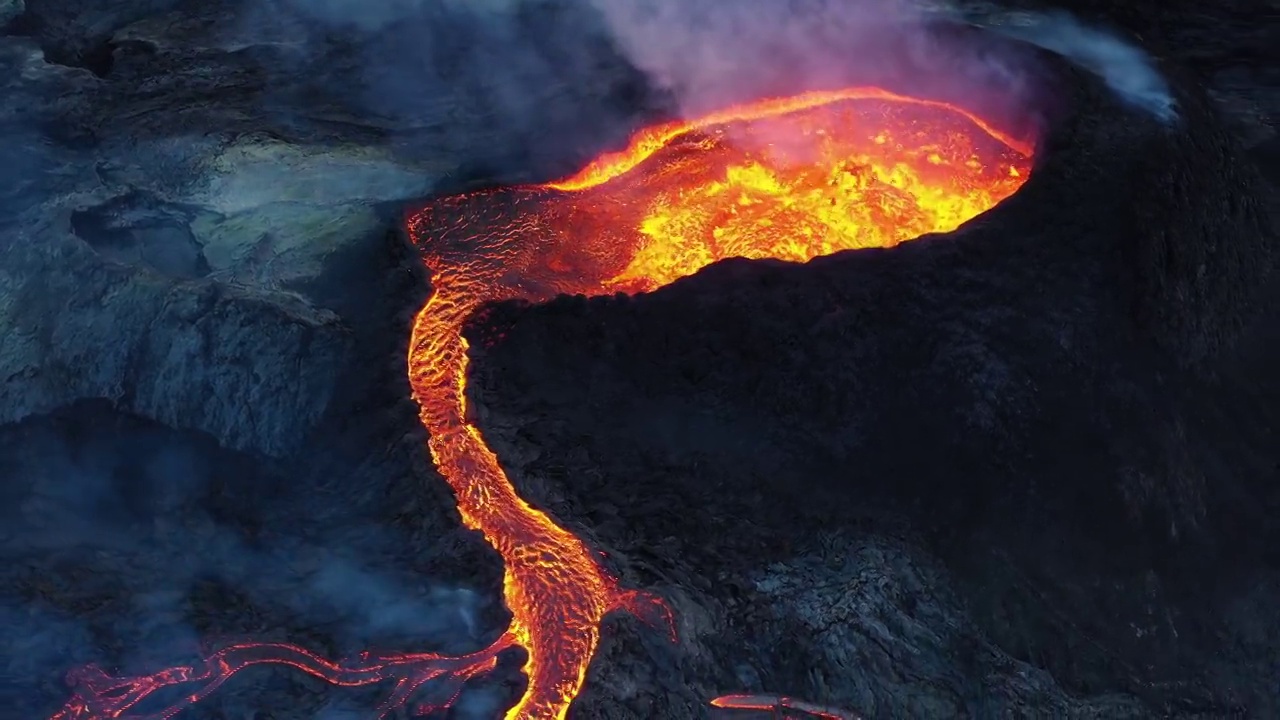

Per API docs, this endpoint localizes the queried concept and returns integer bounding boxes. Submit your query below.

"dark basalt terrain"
[1,0,1277,718]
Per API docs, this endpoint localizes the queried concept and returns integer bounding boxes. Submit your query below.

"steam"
[948,4,1179,122]
[583,0,920,112]
[246,0,1177,172]
[0,407,499,716]
[271,0,522,31]
[587,0,1178,124]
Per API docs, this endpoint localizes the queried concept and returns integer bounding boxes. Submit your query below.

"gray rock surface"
[0,0,645,457]
[0,22,417,455]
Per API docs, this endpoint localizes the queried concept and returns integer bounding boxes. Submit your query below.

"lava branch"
[710,693,864,719]
[51,638,512,720]
[49,87,1030,720]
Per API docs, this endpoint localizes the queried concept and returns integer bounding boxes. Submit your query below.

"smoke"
[584,0,916,112]
[0,404,498,716]
[952,5,1179,123]
[585,0,1176,124]
[274,0,523,30]
[237,0,653,178]
[228,0,1177,186]
[574,0,1058,151]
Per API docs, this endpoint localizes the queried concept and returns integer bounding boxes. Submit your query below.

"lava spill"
[51,88,1031,720]
[711,693,858,719]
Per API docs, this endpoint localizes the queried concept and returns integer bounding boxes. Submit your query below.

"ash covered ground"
[1,0,1277,718]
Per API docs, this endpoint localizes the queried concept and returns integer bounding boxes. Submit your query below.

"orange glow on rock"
[711,693,857,719]
[51,88,1031,720]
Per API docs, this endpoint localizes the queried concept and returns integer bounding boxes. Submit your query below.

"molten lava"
[51,88,1031,720]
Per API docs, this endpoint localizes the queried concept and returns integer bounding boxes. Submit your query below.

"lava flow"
[50,88,1031,720]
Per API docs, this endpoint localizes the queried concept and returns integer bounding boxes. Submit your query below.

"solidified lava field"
[50,88,1034,720]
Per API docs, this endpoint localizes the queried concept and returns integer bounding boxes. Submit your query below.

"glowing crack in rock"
[50,87,1032,720]
[710,693,863,719]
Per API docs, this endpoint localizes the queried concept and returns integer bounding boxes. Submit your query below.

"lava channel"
[50,87,1032,720]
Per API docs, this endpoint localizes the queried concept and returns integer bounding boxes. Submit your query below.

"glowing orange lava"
[50,88,1031,720]
[711,693,858,719]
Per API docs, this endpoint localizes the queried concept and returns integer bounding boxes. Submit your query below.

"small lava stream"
[51,88,1031,720]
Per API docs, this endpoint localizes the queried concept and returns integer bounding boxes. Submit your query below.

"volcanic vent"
[52,89,1033,719]
[514,88,1030,292]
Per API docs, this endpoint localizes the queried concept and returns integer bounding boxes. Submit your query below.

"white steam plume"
[260,0,1177,126]
[587,0,1177,124]
[585,0,932,114]
[946,3,1179,122]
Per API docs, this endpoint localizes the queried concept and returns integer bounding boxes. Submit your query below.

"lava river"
[51,87,1032,720]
